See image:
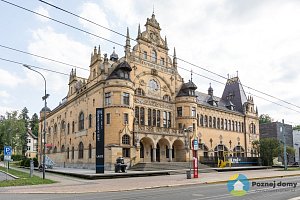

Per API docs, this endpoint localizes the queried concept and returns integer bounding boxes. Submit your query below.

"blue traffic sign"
[4,146,12,156]
[193,140,199,150]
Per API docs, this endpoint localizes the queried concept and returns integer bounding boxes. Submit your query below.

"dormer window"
[163,95,171,101]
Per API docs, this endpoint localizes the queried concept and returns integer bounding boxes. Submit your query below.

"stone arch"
[157,137,171,162]
[172,139,185,162]
[140,136,155,162]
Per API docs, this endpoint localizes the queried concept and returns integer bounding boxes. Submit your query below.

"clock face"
[149,79,159,91]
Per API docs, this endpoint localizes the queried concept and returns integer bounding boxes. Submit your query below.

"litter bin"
[186,170,191,179]
[114,157,127,173]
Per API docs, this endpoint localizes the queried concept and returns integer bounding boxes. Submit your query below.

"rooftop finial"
[236,70,239,77]
[153,4,155,15]
[191,69,193,82]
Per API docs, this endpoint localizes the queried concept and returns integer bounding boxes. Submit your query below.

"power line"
[0,44,89,71]
[2,0,300,113]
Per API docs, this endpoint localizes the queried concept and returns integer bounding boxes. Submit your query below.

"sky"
[0,0,299,125]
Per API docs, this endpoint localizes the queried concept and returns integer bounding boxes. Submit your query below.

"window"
[135,107,139,124]
[213,117,216,128]
[204,115,208,127]
[217,118,220,129]
[157,110,161,127]
[123,93,130,105]
[67,123,70,134]
[122,134,130,145]
[105,92,111,105]
[72,146,74,159]
[143,51,147,59]
[152,109,156,126]
[163,95,171,101]
[53,146,57,153]
[27,146,31,151]
[54,123,57,133]
[163,111,167,128]
[200,115,204,126]
[177,107,182,117]
[160,57,165,65]
[209,116,212,127]
[228,120,231,131]
[221,119,224,129]
[27,138,31,143]
[72,121,75,133]
[151,50,157,62]
[191,107,196,117]
[61,145,65,152]
[225,119,228,130]
[78,112,84,131]
[124,113,129,124]
[88,114,92,128]
[106,113,111,124]
[88,144,92,159]
[78,142,84,159]
[178,123,183,129]
[135,88,145,96]
[93,69,96,78]
[148,108,152,126]
[67,147,70,159]
[61,121,66,131]
[140,107,145,125]
[122,148,130,157]
[167,112,171,128]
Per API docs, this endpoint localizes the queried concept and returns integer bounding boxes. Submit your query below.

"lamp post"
[281,119,287,171]
[23,64,49,179]
[185,126,193,179]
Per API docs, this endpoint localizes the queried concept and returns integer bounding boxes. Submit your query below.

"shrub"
[11,155,24,161]
[33,158,39,167]
[24,158,30,167]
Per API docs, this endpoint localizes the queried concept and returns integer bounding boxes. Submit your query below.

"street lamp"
[185,126,193,179]
[23,64,49,179]
[280,119,287,171]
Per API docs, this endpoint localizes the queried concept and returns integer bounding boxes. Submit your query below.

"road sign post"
[193,140,199,178]
[4,146,12,180]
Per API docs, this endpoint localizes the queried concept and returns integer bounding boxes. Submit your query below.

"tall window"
[123,93,130,105]
[124,113,129,124]
[213,117,216,128]
[177,107,182,117]
[78,142,84,159]
[225,119,228,130]
[143,51,147,59]
[67,147,70,159]
[148,108,152,126]
[72,121,75,133]
[209,116,212,127]
[135,88,145,96]
[106,113,111,124]
[204,115,208,127]
[72,146,74,159]
[167,112,171,128]
[122,148,130,157]
[140,107,145,125]
[200,115,204,126]
[152,109,157,126]
[88,114,92,128]
[135,106,140,124]
[79,112,84,131]
[105,92,111,105]
[191,107,196,117]
[54,123,57,133]
[163,111,167,128]
[160,57,165,65]
[151,50,157,62]
[67,123,70,134]
[157,110,161,127]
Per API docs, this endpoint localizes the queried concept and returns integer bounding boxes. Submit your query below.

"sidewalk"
[0,166,300,194]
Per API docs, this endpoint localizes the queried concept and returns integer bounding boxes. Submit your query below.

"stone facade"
[38,14,259,170]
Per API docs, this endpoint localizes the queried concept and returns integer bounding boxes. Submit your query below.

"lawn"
[0,166,56,187]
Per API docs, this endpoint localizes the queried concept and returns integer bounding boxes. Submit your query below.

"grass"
[0,166,56,187]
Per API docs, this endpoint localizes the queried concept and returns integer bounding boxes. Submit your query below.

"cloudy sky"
[0,0,299,125]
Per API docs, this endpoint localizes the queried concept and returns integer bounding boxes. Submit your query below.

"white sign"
[4,155,11,161]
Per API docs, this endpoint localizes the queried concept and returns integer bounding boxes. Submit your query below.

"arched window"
[61,145,65,152]
[151,50,157,62]
[221,118,224,129]
[204,115,208,127]
[135,88,145,96]
[61,121,66,132]
[53,146,57,153]
[54,123,57,133]
[140,107,145,125]
[163,95,171,101]
[88,114,92,128]
[228,120,231,131]
[88,144,92,159]
[217,118,220,129]
[67,147,70,159]
[200,115,204,126]
[78,142,84,159]
[72,121,75,133]
[135,106,140,124]
[225,119,228,130]
[71,146,74,159]
[213,117,216,128]
[233,146,245,157]
[67,123,70,134]
[122,134,130,145]
[79,112,84,131]
[209,116,212,127]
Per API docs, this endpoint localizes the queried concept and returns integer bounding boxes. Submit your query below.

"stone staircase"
[129,162,215,173]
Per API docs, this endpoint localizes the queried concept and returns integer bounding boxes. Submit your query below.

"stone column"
[169,148,173,162]
[153,148,156,162]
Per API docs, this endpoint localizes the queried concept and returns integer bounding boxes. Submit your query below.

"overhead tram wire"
[36,0,300,110]
[0,44,89,72]
[2,0,300,111]
[2,55,300,118]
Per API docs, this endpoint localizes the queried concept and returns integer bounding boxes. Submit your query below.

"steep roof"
[221,77,247,113]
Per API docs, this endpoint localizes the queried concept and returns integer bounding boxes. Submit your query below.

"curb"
[0,170,19,179]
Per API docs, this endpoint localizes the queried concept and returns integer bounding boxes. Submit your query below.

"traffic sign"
[4,146,12,156]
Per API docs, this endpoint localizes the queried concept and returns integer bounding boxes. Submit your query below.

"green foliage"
[0,166,55,187]
[277,145,295,163]
[30,113,39,137]
[33,157,39,167]
[293,125,300,130]
[11,155,24,161]
[19,107,30,128]
[0,111,27,155]
[259,114,273,124]
[259,138,280,166]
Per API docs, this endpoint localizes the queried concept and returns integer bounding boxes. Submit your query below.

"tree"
[259,114,273,124]
[19,107,30,128]
[259,138,280,166]
[0,111,26,155]
[30,113,39,137]
[252,140,260,156]
[277,145,295,164]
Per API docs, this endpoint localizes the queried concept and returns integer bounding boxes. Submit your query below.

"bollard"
[186,170,191,179]
[30,159,34,178]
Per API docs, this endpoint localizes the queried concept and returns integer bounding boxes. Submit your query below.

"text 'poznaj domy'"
[39,13,259,170]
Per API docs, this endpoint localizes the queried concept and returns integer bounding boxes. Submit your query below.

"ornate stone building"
[39,13,259,169]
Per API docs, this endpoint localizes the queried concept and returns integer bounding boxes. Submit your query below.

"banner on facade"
[96,108,105,173]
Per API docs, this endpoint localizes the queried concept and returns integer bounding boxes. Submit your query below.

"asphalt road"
[2,176,300,200]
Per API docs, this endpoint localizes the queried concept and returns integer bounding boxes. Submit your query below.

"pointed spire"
[94,46,97,55]
[137,23,141,38]
[236,70,239,77]
[165,35,168,48]
[191,69,193,82]
[208,83,213,96]
[126,27,130,47]
[98,45,101,54]
[173,47,177,68]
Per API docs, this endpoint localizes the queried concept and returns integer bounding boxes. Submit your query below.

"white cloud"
[0,90,10,98]
[34,6,50,22]
[79,2,111,42]
[0,69,23,87]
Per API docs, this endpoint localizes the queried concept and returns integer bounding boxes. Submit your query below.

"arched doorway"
[157,138,171,162]
[214,144,228,159]
[140,137,154,162]
[156,143,160,162]
[233,145,245,157]
[172,139,185,162]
